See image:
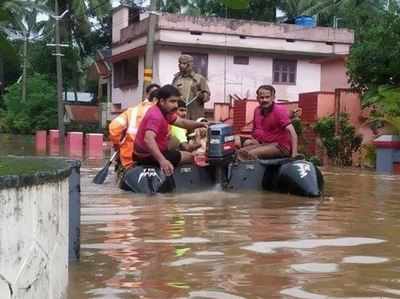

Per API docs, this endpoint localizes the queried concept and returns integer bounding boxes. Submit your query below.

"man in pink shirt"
[134,85,207,176]
[238,85,298,160]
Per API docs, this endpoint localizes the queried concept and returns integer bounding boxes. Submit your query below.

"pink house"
[111,5,354,111]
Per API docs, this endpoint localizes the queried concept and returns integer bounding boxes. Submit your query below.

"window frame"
[233,55,250,65]
[113,57,139,88]
[272,59,297,85]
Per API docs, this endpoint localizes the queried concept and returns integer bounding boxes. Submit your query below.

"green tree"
[0,0,50,103]
[160,0,277,22]
[46,0,112,94]
[347,11,400,92]
[2,73,57,134]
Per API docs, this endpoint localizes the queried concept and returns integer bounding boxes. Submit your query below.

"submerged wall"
[0,157,80,299]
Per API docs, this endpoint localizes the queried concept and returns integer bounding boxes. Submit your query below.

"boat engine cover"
[207,124,235,159]
[123,166,174,194]
[275,160,323,197]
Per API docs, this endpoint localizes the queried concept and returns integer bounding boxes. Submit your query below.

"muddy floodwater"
[1,135,400,298]
[68,167,400,299]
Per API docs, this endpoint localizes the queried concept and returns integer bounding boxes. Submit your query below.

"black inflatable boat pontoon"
[121,123,324,197]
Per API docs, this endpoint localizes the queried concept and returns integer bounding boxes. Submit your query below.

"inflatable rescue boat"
[121,124,324,197]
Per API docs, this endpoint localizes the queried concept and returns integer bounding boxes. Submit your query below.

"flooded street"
[1,135,400,298]
[69,167,400,299]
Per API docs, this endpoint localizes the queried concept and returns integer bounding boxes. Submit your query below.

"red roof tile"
[66,105,99,123]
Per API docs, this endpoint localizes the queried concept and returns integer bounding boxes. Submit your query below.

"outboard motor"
[274,160,324,197]
[207,123,235,186]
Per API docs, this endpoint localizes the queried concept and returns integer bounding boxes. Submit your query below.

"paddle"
[93,151,119,184]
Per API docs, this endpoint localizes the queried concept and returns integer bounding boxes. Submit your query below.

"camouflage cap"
[178,54,193,63]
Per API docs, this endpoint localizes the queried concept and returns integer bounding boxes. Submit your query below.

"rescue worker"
[109,84,160,179]
[172,54,210,121]
[237,84,299,160]
[134,85,208,176]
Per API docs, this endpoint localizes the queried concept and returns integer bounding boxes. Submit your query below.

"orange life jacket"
[109,101,153,168]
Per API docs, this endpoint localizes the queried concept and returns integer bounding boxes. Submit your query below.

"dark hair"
[157,84,181,101]
[146,83,161,94]
[148,89,159,102]
[177,99,186,108]
[256,85,276,96]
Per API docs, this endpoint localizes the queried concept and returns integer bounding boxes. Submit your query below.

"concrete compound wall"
[0,158,80,299]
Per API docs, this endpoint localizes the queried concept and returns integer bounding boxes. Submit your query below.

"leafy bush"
[314,113,362,166]
[2,73,57,134]
[360,143,376,169]
[0,108,9,132]
[362,85,400,135]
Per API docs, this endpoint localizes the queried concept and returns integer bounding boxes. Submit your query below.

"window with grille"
[113,57,139,88]
[233,56,249,65]
[273,59,297,84]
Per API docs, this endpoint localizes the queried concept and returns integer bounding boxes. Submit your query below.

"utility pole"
[48,2,69,152]
[22,35,28,103]
[142,0,158,98]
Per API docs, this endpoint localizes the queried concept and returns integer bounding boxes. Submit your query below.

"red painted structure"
[66,132,84,157]
[35,130,47,153]
[85,133,104,158]
[48,129,60,155]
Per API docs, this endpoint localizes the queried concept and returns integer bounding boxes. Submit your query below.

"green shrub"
[3,73,57,134]
[314,113,362,166]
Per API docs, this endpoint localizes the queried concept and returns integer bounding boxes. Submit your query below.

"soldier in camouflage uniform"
[172,54,210,121]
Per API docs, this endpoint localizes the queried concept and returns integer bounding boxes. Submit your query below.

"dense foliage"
[347,11,400,93]
[1,73,57,134]
[314,113,362,166]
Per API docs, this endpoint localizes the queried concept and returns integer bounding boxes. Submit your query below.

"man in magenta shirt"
[238,85,298,160]
[134,84,207,176]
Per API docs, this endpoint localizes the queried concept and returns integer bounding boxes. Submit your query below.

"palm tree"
[0,0,50,102]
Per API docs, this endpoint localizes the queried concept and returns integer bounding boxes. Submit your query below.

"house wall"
[112,7,129,44]
[158,14,354,44]
[317,93,335,119]
[159,29,351,56]
[112,55,145,109]
[320,59,350,92]
[157,47,321,109]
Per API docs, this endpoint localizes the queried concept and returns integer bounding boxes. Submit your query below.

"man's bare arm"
[144,130,174,175]
[286,124,298,158]
[174,117,207,131]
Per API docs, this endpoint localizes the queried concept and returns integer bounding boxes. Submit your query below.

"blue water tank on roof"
[295,16,316,28]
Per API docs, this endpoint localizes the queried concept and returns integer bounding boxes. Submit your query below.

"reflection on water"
[0,134,36,156]
[66,167,400,299]
[2,134,400,298]
[0,133,108,169]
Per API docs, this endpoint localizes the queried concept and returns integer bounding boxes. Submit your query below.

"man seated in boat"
[237,84,299,161]
[133,84,208,176]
